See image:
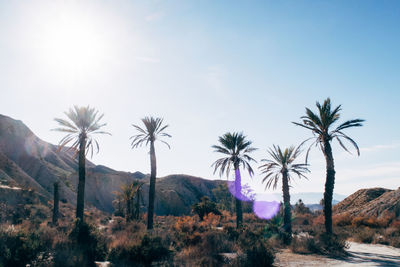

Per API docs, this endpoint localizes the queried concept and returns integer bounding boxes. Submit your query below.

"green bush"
[0,226,48,267]
[236,228,275,267]
[192,197,221,221]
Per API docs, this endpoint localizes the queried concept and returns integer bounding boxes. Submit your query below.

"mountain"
[334,187,400,218]
[258,192,347,205]
[289,192,347,205]
[0,114,221,215]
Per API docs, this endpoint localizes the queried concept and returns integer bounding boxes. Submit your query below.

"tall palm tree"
[53,106,110,220]
[259,145,309,243]
[212,132,257,228]
[130,117,171,230]
[293,98,364,235]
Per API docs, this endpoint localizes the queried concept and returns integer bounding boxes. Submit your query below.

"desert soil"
[275,241,400,267]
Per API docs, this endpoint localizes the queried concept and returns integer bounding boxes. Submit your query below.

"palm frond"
[211,132,256,178]
[294,98,364,159]
[53,106,109,158]
[130,116,171,150]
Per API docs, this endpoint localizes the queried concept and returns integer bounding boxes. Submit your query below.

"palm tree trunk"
[281,170,292,243]
[234,166,243,228]
[147,141,157,230]
[76,137,86,220]
[323,140,335,236]
[52,182,59,225]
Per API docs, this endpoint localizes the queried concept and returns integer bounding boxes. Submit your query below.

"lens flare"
[227,180,254,202]
[253,200,280,220]
[24,135,49,158]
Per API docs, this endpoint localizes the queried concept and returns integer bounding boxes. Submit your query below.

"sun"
[40,16,106,72]
[27,4,114,79]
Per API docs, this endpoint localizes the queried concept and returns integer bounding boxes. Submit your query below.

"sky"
[0,0,399,196]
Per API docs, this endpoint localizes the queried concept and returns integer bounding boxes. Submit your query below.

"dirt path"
[275,242,400,266]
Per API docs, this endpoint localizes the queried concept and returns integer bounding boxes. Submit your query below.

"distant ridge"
[0,114,222,215]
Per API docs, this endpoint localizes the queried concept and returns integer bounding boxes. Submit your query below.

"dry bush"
[390,219,400,229]
[290,228,348,256]
[293,213,314,226]
[351,215,389,228]
[175,230,234,266]
[312,214,324,226]
[333,213,352,226]
[382,226,400,248]
[108,234,171,267]
[353,227,375,243]
[235,228,275,267]
[200,213,221,228]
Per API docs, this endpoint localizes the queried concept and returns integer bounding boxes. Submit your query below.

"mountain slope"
[334,187,400,218]
[0,114,222,215]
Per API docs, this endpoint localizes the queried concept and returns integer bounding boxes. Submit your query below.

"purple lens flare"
[253,201,280,220]
[227,180,254,202]
[252,193,281,220]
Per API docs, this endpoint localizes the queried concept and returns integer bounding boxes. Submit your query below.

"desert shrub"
[173,216,203,248]
[294,199,311,214]
[293,213,314,226]
[290,231,347,256]
[354,227,375,243]
[235,228,274,267]
[290,234,317,254]
[333,214,352,226]
[315,233,348,255]
[382,227,400,248]
[108,234,171,267]
[0,226,49,267]
[312,214,324,226]
[54,219,108,267]
[192,197,221,220]
[174,230,234,266]
[390,219,400,229]
[201,213,221,228]
[224,224,240,241]
[351,215,389,228]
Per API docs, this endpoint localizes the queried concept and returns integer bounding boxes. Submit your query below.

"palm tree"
[212,132,257,228]
[53,106,110,220]
[119,182,136,221]
[130,117,171,230]
[259,145,309,243]
[132,181,144,220]
[293,98,364,235]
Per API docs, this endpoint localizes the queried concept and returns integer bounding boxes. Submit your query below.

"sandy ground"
[275,242,400,267]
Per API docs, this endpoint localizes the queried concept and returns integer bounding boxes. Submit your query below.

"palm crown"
[53,105,110,157]
[130,117,171,148]
[212,132,257,177]
[260,145,309,190]
[292,98,364,161]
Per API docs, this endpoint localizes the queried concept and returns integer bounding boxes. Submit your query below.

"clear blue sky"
[0,1,399,195]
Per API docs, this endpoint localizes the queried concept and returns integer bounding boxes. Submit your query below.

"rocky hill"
[0,114,222,215]
[334,187,400,218]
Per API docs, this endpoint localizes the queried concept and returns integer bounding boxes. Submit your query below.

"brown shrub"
[333,214,352,226]
[353,227,375,243]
